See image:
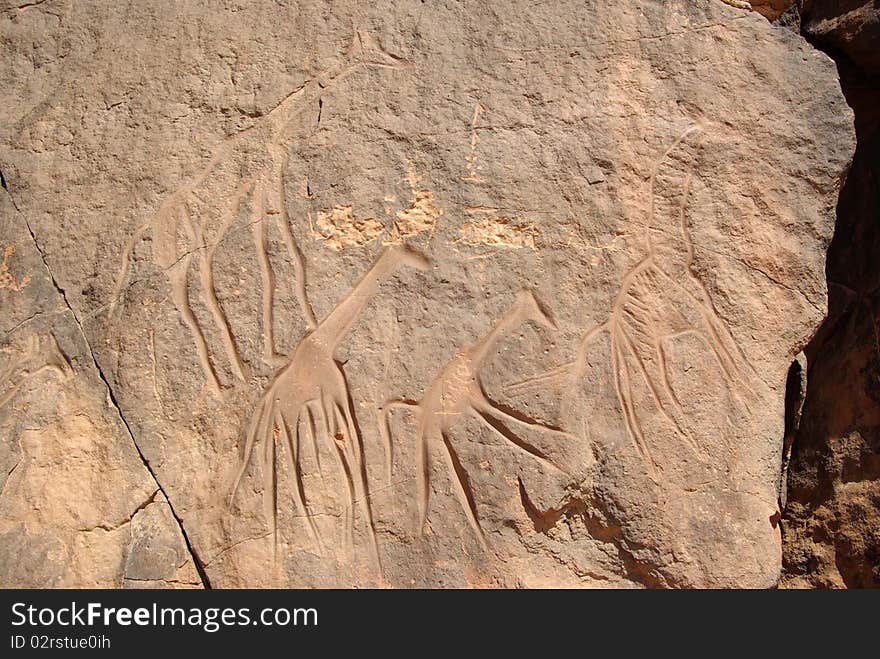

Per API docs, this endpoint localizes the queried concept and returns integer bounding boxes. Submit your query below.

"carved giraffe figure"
[0,333,70,409]
[506,125,755,473]
[109,32,408,392]
[378,290,571,550]
[231,245,429,566]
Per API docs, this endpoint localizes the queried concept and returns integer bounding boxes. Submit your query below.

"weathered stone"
[1,0,854,587]
[803,0,880,77]
[780,0,880,589]
[748,0,796,21]
[0,191,201,588]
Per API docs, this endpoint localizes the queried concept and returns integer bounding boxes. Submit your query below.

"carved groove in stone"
[506,126,757,474]
[108,31,408,392]
[0,333,70,409]
[379,289,571,550]
[231,244,428,568]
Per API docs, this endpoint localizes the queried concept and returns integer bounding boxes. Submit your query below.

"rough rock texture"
[749,1,796,21]
[802,0,880,74]
[1,0,854,588]
[0,191,201,588]
[780,0,880,588]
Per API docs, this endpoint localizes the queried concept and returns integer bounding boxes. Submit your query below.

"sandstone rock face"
[749,1,796,21]
[802,0,880,76]
[0,193,201,588]
[1,0,853,587]
[780,0,880,588]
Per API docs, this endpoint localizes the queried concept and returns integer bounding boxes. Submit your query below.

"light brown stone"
[0,0,854,587]
[0,193,201,588]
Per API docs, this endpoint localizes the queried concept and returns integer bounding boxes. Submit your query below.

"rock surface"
[780,0,880,588]
[749,1,796,21]
[802,0,880,75]
[0,190,201,588]
[0,0,854,587]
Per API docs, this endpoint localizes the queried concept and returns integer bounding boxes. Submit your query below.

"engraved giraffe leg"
[377,399,421,485]
[469,393,571,475]
[251,179,285,367]
[231,393,269,502]
[197,184,251,382]
[655,339,682,408]
[436,428,488,551]
[692,299,760,401]
[267,155,318,331]
[616,326,703,457]
[376,406,395,486]
[278,411,323,551]
[611,331,658,474]
[232,385,307,512]
[666,324,757,415]
[130,201,221,391]
[557,322,612,422]
[334,399,381,570]
[415,418,432,536]
[663,273,747,381]
[321,393,355,550]
[260,397,278,561]
[168,256,222,393]
[107,222,148,317]
[660,269,759,404]
[314,357,381,566]
[302,401,324,477]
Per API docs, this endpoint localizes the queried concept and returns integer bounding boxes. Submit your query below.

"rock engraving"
[231,245,428,564]
[508,126,756,472]
[379,290,571,549]
[0,333,70,409]
[109,32,408,392]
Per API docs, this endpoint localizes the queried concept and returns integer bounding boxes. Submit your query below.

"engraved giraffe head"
[388,243,430,272]
[515,289,557,331]
[348,30,409,70]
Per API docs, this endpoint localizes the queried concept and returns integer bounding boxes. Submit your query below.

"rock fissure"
[3,184,211,589]
[0,0,858,588]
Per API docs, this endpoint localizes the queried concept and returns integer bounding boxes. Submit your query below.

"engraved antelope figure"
[507,126,755,472]
[378,290,571,550]
[231,245,429,565]
[108,32,408,393]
